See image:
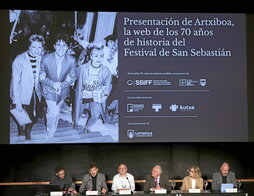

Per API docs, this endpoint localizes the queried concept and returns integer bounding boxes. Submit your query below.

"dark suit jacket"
[79,173,108,193]
[144,173,171,192]
[212,171,236,190]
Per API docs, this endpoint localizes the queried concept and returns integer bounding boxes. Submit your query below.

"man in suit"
[212,162,237,190]
[79,163,108,194]
[144,165,171,192]
[40,33,77,138]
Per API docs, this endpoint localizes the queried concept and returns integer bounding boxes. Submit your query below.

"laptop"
[221,183,234,192]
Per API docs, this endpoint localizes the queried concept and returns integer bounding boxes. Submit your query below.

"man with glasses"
[111,163,135,193]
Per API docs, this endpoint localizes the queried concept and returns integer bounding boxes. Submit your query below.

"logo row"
[127,103,196,112]
[126,79,207,86]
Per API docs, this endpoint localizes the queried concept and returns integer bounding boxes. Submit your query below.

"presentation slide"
[3,10,248,144]
[118,12,247,142]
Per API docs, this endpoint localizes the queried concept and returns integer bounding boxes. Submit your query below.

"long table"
[110,191,246,196]
[0,186,247,196]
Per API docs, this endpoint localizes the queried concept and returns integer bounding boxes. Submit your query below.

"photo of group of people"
[9,10,119,144]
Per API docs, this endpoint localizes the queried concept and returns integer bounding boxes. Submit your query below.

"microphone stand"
[126,177,133,194]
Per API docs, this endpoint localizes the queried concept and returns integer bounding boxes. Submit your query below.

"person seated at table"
[111,163,135,193]
[181,165,203,191]
[212,162,237,190]
[144,164,171,192]
[79,163,108,194]
[50,165,77,195]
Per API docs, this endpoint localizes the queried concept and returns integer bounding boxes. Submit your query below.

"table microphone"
[126,177,133,194]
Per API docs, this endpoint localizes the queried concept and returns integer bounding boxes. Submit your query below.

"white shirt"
[150,176,161,191]
[191,178,196,189]
[55,55,64,79]
[82,65,101,99]
[155,176,160,185]
[111,173,135,192]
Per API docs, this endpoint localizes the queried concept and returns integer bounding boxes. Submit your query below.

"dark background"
[0,5,254,196]
[0,143,254,193]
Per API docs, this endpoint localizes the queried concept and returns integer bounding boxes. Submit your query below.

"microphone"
[126,177,133,194]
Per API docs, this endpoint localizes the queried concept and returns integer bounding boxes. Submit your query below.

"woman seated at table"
[181,165,203,191]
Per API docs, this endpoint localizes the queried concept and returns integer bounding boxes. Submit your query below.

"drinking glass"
[203,180,208,190]
[171,181,176,190]
[236,180,242,192]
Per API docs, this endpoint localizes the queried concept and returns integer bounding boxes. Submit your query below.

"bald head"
[220,162,230,176]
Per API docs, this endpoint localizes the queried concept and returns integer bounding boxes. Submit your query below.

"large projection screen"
[1,10,248,144]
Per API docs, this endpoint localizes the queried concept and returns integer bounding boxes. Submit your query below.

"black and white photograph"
[9,10,119,144]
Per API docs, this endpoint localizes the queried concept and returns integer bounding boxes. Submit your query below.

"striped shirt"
[28,52,37,85]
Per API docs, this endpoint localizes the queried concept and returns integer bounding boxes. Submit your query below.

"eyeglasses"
[118,168,127,170]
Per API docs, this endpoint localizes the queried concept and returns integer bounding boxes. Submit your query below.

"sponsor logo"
[127,104,134,112]
[127,103,145,112]
[127,129,153,139]
[126,80,152,86]
[127,80,171,86]
[179,79,198,87]
[200,78,207,86]
[152,104,162,112]
[134,80,152,85]
[127,130,135,139]
[170,104,179,112]
[169,104,195,112]
[127,80,134,86]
